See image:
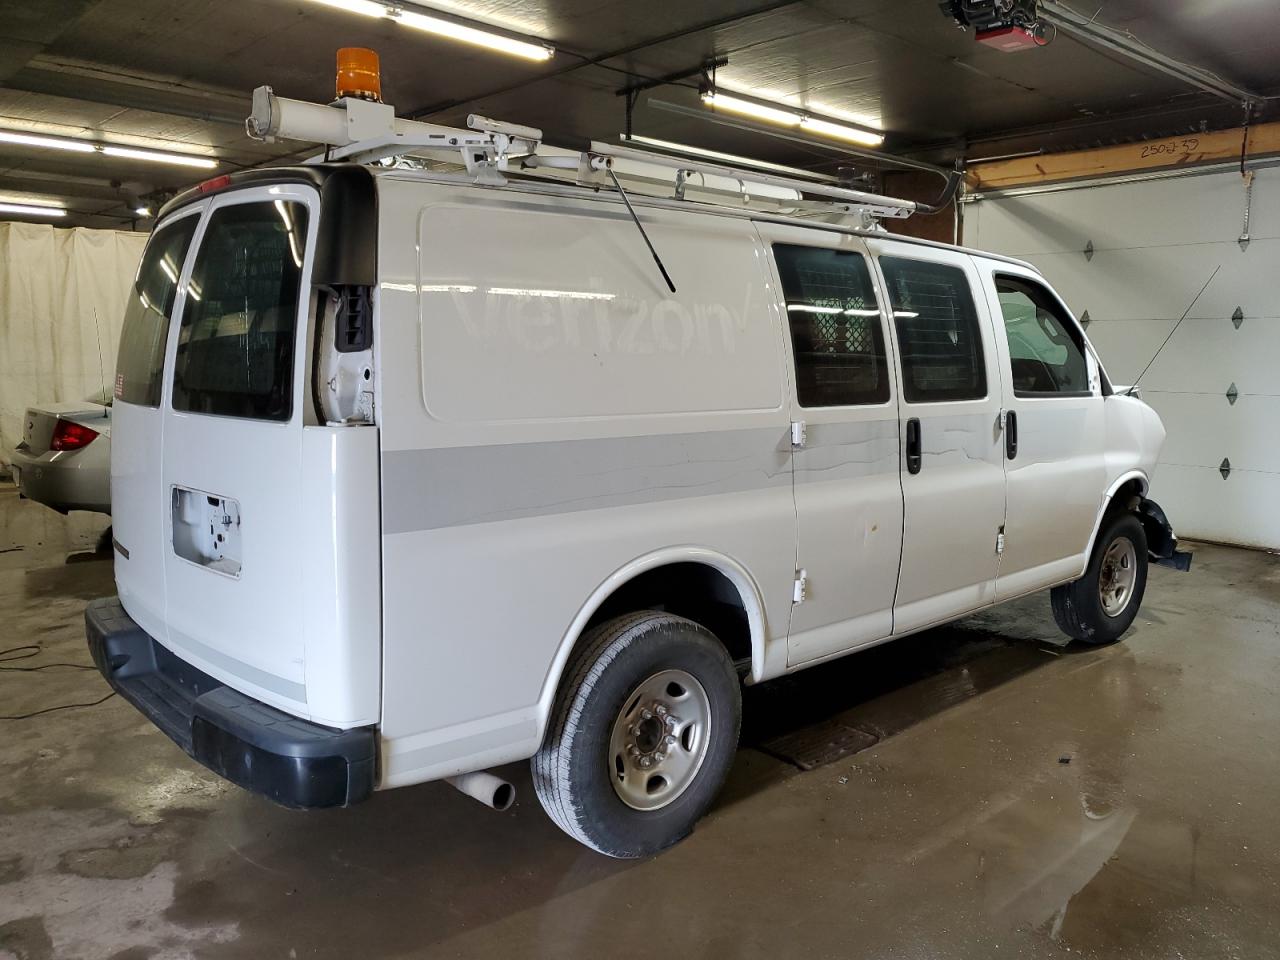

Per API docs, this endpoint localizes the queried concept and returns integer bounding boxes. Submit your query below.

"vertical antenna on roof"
[1128,264,1220,394]
[91,306,109,412]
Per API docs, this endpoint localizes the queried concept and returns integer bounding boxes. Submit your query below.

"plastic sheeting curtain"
[0,222,146,469]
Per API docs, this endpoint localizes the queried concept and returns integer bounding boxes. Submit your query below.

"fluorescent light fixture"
[0,127,218,168]
[799,116,883,148]
[0,130,95,153]
[0,201,66,218]
[702,91,801,127]
[101,145,217,169]
[893,311,919,319]
[307,0,554,61]
[134,206,152,217]
[701,90,885,148]
[621,134,839,180]
[843,308,881,317]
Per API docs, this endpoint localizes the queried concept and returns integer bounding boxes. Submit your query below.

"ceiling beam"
[967,119,1280,191]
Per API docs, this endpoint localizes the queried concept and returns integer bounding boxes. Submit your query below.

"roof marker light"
[337,46,383,101]
[197,174,233,194]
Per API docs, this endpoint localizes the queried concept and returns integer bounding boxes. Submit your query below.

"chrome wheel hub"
[1099,536,1137,617]
[608,669,711,811]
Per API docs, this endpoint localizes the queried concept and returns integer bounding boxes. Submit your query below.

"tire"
[532,611,741,858]
[1052,511,1148,645]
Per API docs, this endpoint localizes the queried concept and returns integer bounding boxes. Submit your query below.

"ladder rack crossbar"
[249,87,936,221]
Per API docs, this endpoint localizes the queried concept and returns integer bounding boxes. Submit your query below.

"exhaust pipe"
[446,771,516,811]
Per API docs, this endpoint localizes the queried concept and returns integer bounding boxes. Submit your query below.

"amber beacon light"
[336,47,383,102]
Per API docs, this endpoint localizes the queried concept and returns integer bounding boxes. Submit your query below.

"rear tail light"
[50,420,99,451]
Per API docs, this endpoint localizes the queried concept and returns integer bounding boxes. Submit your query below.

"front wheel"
[1052,512,1148,645]
[532,611,741,858]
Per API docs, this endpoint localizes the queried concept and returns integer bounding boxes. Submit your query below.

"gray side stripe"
[382,426,794,533]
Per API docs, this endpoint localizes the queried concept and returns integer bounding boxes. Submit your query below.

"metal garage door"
[965,166,1280,550]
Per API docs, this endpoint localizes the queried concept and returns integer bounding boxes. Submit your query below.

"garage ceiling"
[2,0,1278,229]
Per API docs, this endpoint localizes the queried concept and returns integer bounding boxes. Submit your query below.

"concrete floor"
[2,486,1279,960]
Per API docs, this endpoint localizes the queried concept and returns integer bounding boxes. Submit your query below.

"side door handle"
[1005,410,1018,460]
[905,417,922,475]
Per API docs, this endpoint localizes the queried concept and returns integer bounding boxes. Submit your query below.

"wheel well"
[1109,477,1147,516]
[582,563,753,670]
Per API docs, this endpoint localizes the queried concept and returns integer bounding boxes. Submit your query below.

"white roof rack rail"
[246,86,960,225]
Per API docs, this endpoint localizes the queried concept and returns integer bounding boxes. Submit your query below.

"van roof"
[158,162,1040,276]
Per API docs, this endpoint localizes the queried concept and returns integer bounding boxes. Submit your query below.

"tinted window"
[114,216,198,407]
[773,244,889,407]
[996,276,1090,396]
[880,257,986,403]
[172,201,309,421]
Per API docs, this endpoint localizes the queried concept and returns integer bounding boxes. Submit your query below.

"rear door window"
[773,244,890,407]
[114,216,198,407]
[171,200,309,422]
[879,256,987,403]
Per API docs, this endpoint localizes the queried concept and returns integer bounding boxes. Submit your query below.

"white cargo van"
[87,83,1188,858]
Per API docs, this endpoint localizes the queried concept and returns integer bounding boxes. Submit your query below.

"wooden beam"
[967,121,1280,192]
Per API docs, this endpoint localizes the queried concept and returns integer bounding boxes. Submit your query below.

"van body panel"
[299,425,382,727]
[374,178,796,785]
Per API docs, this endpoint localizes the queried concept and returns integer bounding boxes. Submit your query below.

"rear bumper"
[86,597,376,808]
[11,445,110,514]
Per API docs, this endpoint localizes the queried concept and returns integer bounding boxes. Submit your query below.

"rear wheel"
[532,611,741,858]
[1052,512,1148,645]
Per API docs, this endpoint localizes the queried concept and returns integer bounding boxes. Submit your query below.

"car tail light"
[50,420,99,451]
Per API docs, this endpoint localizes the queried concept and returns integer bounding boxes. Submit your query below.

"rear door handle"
[905,417,922,475]
[1006,410,1019,460]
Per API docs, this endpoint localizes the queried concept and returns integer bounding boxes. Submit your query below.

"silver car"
[10,394,111,514]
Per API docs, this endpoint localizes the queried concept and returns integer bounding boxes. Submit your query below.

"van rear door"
[113,205,204,643]
[158,184,319,715]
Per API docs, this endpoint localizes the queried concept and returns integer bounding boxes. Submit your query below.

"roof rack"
[246,87,961,227]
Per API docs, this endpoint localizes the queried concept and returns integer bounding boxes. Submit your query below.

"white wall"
[0,222,146,468]
[966,166,1280,549]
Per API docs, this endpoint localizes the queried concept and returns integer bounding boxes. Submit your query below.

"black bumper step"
[86,597,376,808]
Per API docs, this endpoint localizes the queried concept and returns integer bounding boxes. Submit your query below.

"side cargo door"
[866,240,1008,634]
[756,225,905,666]
[157,184,320,715]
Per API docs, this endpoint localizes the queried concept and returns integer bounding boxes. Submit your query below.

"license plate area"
[172,485,242,578]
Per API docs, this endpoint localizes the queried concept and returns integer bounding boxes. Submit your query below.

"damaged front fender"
[1138,498,1192,572]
